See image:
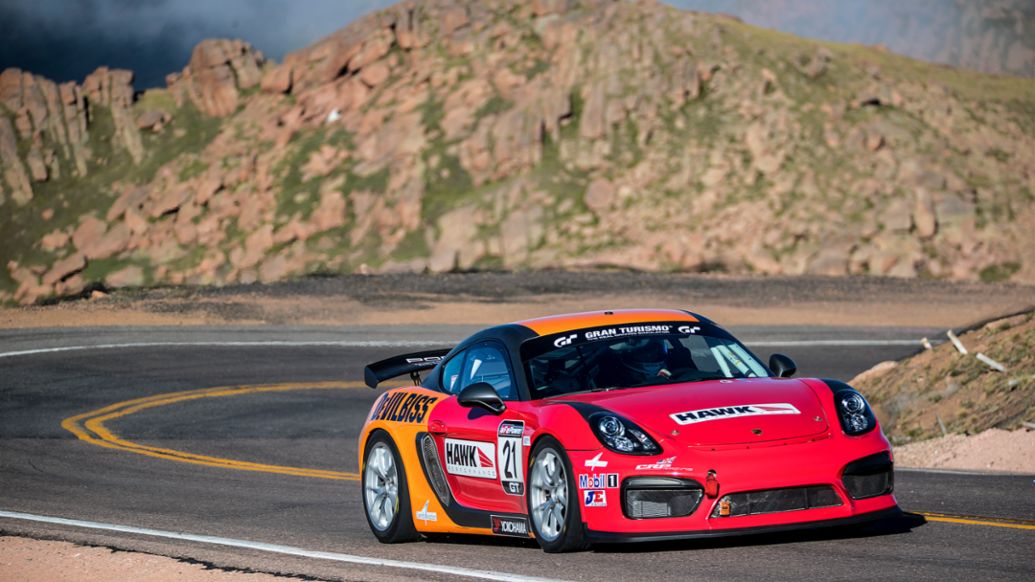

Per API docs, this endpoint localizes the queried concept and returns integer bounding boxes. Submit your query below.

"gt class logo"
[553,334,577,348]
[445,439,497,479]
[670,403,801,425]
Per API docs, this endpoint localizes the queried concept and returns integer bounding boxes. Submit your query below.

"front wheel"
[527,436,589,552]
[362,431,419,543]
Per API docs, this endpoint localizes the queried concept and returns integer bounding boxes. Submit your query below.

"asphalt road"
[1,325,1032,581]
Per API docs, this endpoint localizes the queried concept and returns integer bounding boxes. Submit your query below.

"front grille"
[622,477,703,519]
[419,434,451,506]
[842,452,894,499]
[711,485,842,518]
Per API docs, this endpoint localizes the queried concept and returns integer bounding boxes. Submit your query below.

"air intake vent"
[622,477,704,519]
[420,434,451,506]
[711,485,843,517]
[842,452,894,499]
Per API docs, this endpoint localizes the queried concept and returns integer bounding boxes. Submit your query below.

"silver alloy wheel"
[364,442,399,531]
[529,447,568,542]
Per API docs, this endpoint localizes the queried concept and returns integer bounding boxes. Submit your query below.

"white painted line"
[895,467,1032,477]
[0,340,450,359]
[744,339,927,347]
[0,510,562,582]
[0,338,930,359]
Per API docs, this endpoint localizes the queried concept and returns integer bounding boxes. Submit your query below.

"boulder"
[42,253,86,286]
[584,178,617,214]
[71,216,107,253]
[106,265,145,288]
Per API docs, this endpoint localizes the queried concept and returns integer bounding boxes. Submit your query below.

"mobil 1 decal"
[497,420,525,496]
[369,390,438,424]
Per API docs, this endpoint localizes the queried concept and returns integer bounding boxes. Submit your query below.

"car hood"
[554,378,830,446]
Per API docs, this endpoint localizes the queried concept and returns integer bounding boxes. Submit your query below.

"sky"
[1,0,1029,89]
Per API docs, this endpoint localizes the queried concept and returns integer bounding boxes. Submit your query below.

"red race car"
[359,309,898,552]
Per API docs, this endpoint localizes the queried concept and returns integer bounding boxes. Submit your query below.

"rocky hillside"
[2,0,1034,304]
[681,0,1035,78]
[854,310,1035,443]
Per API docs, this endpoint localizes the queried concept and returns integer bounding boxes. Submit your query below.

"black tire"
[361,431,419,543]
[526,436,590,553]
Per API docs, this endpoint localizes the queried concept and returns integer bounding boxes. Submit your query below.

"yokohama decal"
[670,403,801,425]
[491,515,529,537]
[444,438,497,479]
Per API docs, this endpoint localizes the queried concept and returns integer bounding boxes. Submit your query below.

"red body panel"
[418,375,895,536]
[360,310,897,541]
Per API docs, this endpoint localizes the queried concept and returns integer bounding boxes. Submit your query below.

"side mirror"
[769,354,797,378]
[457,382,506,415]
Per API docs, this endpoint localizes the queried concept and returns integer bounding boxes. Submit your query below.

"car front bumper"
[568,430,898,538]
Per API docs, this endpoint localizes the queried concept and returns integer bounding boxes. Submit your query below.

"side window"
[441,351,466,395]
[460,343,516,400]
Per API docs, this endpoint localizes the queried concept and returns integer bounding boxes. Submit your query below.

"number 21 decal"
[497,420,525,496]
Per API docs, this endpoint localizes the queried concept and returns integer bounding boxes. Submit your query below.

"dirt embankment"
[852,309,1035,473]
[854,310,1035,441]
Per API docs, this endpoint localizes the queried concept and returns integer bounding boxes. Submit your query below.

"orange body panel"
[516,308,698,336]
[358,386,494,535]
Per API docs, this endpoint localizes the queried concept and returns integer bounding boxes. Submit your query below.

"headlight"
[835,389,876,436]
[589,413,660,455]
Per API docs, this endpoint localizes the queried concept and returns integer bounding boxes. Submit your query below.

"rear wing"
[363,348,451,389]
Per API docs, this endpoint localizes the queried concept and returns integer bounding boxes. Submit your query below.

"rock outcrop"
[1,0,1034,305]
[167,39,266,117]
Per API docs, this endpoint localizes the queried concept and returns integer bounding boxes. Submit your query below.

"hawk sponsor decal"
[584,452,608,469]
[634,456,693,471]
[670,403,801,426]
[497,420,525,496]
[578,473,619,489]
[445,438,497,479]
[491,515,530,537]
[369,391,438,424]
[584,324,672,341]
[583,489,607,507]
[416,500,437,523]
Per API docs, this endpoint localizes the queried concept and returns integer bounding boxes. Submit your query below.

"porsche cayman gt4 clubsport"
[358,309,898,552]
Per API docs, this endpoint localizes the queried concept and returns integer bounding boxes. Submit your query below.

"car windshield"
[521,321,770,399]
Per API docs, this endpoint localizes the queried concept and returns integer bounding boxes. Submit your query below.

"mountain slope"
[1,0,1034,304]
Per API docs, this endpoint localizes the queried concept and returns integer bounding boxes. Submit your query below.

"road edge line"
[0,510,562,582]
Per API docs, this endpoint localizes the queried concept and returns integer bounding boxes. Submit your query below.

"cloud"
[0,0,393,89]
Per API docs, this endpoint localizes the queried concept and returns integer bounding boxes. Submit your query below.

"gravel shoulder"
[893,429,1035,474]
[2,272,1033,329]
[0,536,309,582]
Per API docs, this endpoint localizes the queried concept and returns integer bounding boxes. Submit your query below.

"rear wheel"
[527,436,589,553]
[362,431,419,543]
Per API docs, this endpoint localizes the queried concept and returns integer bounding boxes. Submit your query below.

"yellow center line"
[62,383,1035,532]
[915,511,1035,531]
[61,381,366,481]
